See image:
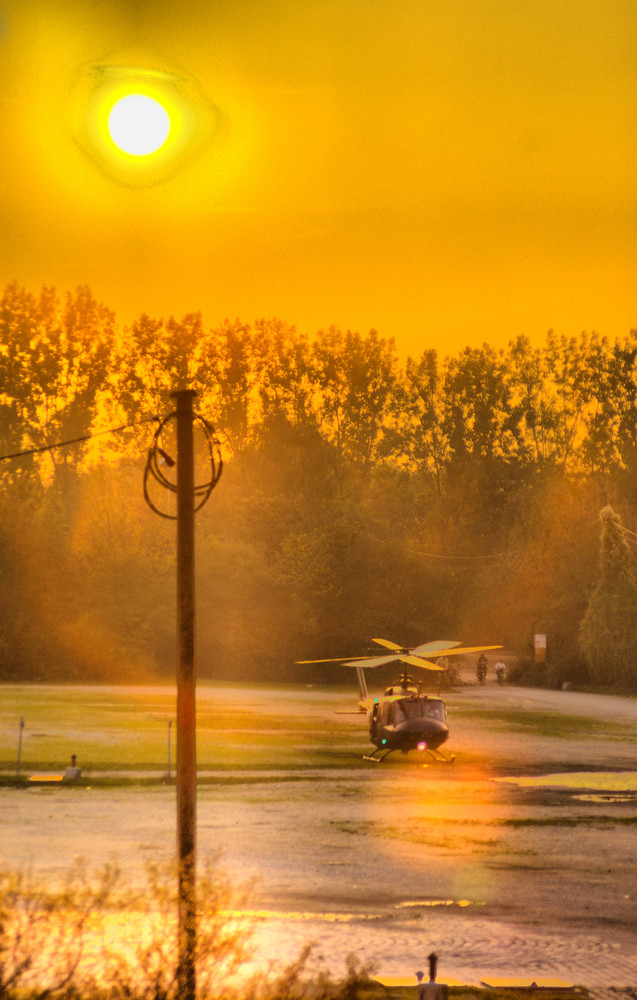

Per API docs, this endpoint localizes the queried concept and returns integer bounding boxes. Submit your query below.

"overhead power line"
[0,417,158,463]
[617,524,637,551]
[367,531,510,560]
[401,543,508,561]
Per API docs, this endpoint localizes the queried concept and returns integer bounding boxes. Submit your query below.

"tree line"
[1,281,637,689]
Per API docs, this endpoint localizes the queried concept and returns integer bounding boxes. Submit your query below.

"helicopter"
[297,638,502,762]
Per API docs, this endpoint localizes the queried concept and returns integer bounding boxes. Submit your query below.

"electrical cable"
[143,409,222,519]
[0,416,159,462]
[366,530,510,560]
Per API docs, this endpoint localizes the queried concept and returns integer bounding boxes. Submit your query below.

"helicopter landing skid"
[363,747,456,763]
[363,748,393,762]
[424,748,456,763]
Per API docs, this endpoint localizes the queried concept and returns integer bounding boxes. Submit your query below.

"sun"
[107,94,171,156]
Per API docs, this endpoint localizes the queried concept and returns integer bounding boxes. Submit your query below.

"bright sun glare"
[107,94,171,156]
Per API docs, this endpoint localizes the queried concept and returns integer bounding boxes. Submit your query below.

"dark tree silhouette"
[580,506,637,687]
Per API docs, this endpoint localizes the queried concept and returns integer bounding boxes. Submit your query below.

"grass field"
[0,682,369,775]
[452,704,632,739]
[2,682,635,778]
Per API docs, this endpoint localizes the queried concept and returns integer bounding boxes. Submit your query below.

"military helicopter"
[298,638,502,762]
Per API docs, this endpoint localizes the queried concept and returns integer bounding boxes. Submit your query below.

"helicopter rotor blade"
[412,640,462,656]
[398,654,445,671]
[371,638,404,651]
[295,655,376,664]
[297,642,501,666]
[415,643,503,659]
[343,654,397,668]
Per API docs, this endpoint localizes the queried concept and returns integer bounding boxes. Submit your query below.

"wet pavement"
[2,683,637,989]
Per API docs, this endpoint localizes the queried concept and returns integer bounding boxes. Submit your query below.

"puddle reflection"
[496,771,637,791]
[395,898,477,909]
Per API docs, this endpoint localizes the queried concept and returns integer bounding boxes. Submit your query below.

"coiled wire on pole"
[143,409,222,519]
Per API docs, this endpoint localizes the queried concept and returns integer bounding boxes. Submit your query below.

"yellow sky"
[1,0,635,357]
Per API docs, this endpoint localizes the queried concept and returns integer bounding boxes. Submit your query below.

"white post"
[16,717,24,776]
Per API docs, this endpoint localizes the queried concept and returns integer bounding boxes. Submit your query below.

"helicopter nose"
[406,717,449,748]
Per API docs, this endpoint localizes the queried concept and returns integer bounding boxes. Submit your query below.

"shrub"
[0,860,375,1000]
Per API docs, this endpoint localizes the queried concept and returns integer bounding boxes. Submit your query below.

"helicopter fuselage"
[366,691,450,760]
[298,638,502,763]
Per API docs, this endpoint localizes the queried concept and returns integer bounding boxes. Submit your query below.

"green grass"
[499,814,637,827]
[3,682,636,777]
[447,705,631,740]
[0,683,367,774]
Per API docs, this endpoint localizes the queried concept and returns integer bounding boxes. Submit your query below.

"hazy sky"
[1,0,635,357]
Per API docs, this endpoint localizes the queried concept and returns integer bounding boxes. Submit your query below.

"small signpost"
[534,633,547,664]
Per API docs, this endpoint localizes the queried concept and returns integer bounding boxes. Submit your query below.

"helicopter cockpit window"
[391,701,406,724]
[386,698,447,724]
[393,698,447,721]
[399,699,422,720]
[422,700,446,721]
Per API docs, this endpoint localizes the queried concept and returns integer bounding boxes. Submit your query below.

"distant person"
[495,660,506,685]
[476,654,487,685]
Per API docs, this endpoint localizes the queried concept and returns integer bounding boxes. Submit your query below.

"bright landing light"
[107,94,171,156]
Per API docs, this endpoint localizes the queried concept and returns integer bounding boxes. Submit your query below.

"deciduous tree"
[312,327,398,477]
[580,506,637,687]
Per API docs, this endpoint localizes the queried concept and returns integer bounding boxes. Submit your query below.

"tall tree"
[505,334,557,469]
[386,349,447,494]
[250,319,316,432]
[312,327,398,476]
[0,282,115,487]
[607,335,637,496]
[441,343,522,468]
[579,506,637,687]
[541,330,620,475]
[195,320,256,455]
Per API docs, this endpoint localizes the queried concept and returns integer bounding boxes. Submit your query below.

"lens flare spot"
[417,742,427,751]
[108,94,170,156]
[453,864,497,905]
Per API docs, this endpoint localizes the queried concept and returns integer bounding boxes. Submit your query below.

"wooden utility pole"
[144,390,220,999]
[174,389,197,1000]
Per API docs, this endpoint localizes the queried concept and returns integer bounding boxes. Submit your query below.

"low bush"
[0,860,375,1000]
